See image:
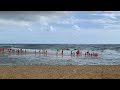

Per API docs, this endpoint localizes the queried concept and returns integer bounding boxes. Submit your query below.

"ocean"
[0,44,120,65]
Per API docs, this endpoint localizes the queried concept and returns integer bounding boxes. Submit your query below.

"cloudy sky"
[0,11,120,44]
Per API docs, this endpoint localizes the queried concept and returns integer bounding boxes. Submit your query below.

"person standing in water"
[61,49,63,55]
[16,49,20,55]
[61,49,64,57]
[73,52,75,57]
[25,49,27,54]
[46,50,47,56]
[56,49,59,56]
[76,49,79,57]
[87,51,89,55]
[20,49,23,54]
[71,51,73,56]
[76,49,80,56]
[39,50,41,54]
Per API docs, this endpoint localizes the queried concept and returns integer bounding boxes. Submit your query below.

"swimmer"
[87,51,89,55]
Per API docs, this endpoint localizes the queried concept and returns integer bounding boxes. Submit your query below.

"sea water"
[0,44,120,65]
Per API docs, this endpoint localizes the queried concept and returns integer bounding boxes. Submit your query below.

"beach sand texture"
[0,65,120,79]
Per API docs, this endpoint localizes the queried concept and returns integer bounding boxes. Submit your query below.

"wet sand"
[0,65,120,79]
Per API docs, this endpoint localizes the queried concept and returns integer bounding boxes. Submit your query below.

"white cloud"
[103,24,120,30]
[0,19,31,26]
[93,13,117,19]
[37,25,55,32]
[91,12,120,30]
[45,25,54,32]
[93,11,120,19]
[38,16,49,26]
[49,26,54,31]
[56,16,80,25]
[103,11,120,13]
[92,12,120,29]
[72,25,81,31]
[0,11,70,27]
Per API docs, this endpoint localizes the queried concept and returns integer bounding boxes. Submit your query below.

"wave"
[110,47,120,51]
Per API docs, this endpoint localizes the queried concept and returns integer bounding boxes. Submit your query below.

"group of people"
[85,51,98,57]
[7,48,26,54]
[0,48,48,55]
[57,49,98,57]
[15,49,48,55]
[56,49,62,56]
[0,48,98,57]
[71,49,81,56]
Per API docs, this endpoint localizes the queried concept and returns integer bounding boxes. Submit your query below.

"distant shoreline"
[0,65,120,79]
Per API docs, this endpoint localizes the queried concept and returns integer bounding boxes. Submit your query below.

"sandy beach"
[0,65,120,79]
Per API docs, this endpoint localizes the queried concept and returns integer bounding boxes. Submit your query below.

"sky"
[0,11,120,44]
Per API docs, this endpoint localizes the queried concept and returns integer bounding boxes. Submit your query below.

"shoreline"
[0,65,120,79]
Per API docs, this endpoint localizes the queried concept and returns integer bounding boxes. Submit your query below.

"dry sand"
[0,65,120,79]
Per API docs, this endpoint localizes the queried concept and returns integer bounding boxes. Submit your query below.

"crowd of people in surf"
[70,50,98,57]
[0,48,47,54]
[0,48,98,57]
